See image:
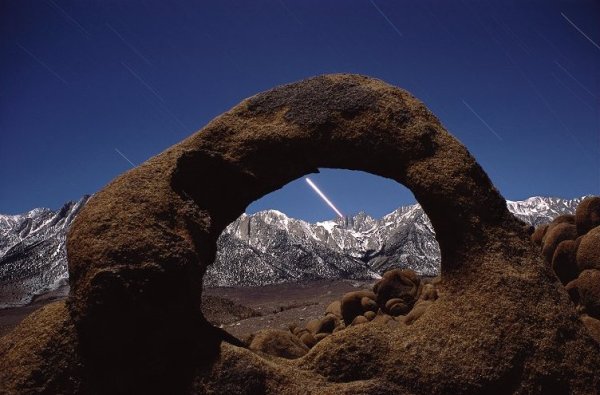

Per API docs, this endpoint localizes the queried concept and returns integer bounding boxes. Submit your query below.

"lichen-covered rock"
[319,315,337,334]
[531,223,549,246]
[364,311,377,321]
[385,298,410,316]
[360,296,378,313]
[577,226,600,271]
[573,269,600,319]
[351,315,369,326]
[548,214,576,228]
[299,332,317,348]
[552,239,580,285]
[325,300,342,318]
[340,290,376,325]
[305,319,321,335]
[293,326,308,337]
[374,269,420,314]
[249,329,309,359]
[2,74,599,394]
[575,196,600,236]
[541,223,577,263]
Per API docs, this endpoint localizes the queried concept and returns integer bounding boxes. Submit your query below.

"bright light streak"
[561,12,600,52]
[16,43,68,85]
[369,0,403,38]
[115,148,135,167]
[106,23,153,66]
[305,178,344,218]
[554,60,597,99]
[461,99,503,141]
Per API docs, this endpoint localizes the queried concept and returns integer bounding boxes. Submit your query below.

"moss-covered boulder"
[577,226,600,271]
[575,196,600,236]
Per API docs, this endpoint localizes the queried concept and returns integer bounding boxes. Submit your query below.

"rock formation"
[575,196,600,235]
[532,195,600,351]
[577,226,600,271]
[281,269,439,353]
[1,74,599,394]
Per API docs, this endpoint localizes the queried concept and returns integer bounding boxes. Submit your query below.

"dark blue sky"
[1,0,599,222]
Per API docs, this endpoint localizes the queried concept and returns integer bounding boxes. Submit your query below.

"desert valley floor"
[0,279,381,341]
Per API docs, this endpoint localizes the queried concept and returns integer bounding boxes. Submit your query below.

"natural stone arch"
[1,74,598,394]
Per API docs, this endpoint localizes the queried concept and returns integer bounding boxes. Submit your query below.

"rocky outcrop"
[280,269,438,354]
[575,196,600,235]
[1,74,599,394]
[532,196,600,352]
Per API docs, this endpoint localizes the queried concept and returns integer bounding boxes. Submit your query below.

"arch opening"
[204,168,439,286]
[200,168,441,340]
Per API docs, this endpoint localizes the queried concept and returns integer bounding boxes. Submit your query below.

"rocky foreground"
[246,198,600,359]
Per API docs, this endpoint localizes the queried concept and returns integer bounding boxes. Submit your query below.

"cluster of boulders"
[530,196,600,343]
[249,269,439,359]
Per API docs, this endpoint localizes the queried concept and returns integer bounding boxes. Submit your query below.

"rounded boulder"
[575,196,600,236]
[341,290,376,326]
[576,226,600,271]
[552,239,580,285]
[541,223,577,263]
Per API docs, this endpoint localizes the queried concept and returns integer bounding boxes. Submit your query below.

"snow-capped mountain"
[0,195,585,306]
[205,196,585,286]
[505,196,584,227]
[205,204,439,286]
[0,196,90,307]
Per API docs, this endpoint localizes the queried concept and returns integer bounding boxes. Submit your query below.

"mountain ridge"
[0,195,585,307]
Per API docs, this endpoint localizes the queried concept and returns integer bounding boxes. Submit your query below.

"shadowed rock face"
[1,74,599,394]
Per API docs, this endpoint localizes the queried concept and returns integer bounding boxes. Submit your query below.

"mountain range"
[0,195,584,307]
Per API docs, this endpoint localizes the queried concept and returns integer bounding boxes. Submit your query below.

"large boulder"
[575,196,600,236]
[552,239,580,285]
[541,222,577,263]
[325,300,342,318]
[340,290,376,325]
[572,270,600,319]
[373,269,421,314]
[2,74,599,394]
[531,223,549,246]
[577,226,600,271]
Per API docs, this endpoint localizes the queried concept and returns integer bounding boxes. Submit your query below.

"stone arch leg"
[60,74,599,393]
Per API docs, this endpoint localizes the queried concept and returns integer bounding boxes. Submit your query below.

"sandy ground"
[0,285,70,337]
[0,280,376,340]
[204,279,376,340]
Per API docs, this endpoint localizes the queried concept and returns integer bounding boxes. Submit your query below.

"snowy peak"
[0,195,90,307]
[506,196,585,226]
[0,194,587,305]
[207,196,584,286]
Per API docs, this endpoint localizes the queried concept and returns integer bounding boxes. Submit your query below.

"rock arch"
[1,74,598,394]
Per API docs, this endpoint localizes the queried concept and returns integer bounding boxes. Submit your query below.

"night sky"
[1,0,598,222]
